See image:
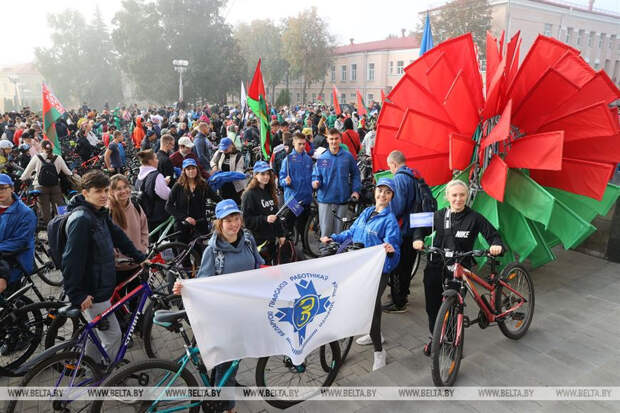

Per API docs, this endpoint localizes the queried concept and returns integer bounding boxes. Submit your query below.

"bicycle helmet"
[0,140,13,149]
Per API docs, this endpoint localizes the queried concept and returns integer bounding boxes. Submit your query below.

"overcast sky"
[2,0,618,66]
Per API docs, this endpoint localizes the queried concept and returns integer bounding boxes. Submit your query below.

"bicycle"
[6,262,177,412]
[423,247,535,386]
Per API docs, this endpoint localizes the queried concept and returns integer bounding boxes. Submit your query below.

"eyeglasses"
[0,186,12,191]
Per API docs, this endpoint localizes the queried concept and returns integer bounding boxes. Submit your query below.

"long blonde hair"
[108,174,131,229]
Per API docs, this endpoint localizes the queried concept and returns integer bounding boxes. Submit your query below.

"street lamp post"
[7,74,21,109]
[172,59,189,103]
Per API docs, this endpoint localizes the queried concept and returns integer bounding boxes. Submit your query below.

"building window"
[350,93,356,101]
[599,33,605,48]
[367,63,375,80]
[330,65,336,81]
[544,23,552,36]
[341,65,347,81]
[351,64,357,81]
[367,94,373,103]
[577,29,584,45]
[296,93,300,102]
[588,32,594,47]
[566,27,573,43]
[609,35,615,49]
[396,61,404,75]
[341,93,346,104]
[389,61,393,74]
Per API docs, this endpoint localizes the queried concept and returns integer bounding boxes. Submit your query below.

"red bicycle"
[425,247,535,386]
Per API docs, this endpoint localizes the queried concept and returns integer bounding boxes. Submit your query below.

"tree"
[419,0,491,59]
[282,7,334,104]
[35,8,123,108]
[234,19,288,104]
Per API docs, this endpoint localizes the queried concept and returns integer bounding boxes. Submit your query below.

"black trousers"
[370,273,389,352]
[423,262,446,334]
[390,236,417,307]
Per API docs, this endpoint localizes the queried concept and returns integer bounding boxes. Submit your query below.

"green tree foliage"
[234,19,288,103]
[35,7,123,108]
[281,7,334,104]
[420,0,491,58]
[275,88,290,107]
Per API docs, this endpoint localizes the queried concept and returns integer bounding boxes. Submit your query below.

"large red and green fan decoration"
[372,32,620,267]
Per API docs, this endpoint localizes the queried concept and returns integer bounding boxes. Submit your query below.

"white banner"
[181,245,386,369]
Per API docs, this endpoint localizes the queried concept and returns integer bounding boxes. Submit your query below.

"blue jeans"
[213,361,238,410]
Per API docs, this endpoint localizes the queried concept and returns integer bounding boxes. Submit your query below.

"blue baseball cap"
[376,177,395,193]
[219,137,233,151]
[253,161,272,174]
[182,158,198,169]
[215,199,241,219]
[0,173,14,186]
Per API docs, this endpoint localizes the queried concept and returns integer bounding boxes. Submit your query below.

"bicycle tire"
[0,296,43,370]
[90,358,202,413]
[320,336,352,372]
[34,238,63,287]
[410,251,421,281]
[6,350,102,413]
[494,263,535,340]
[431,295,464,387]
[256,341,341,409]
[150,241,202,281]
[302,212,321,258]
[43,311,83,350]
[142,294,190,359]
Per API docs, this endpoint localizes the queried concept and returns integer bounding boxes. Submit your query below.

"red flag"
[247,59,266,101]
[332,86,341,115]
[380,89,386,103]
[356,90,367,116]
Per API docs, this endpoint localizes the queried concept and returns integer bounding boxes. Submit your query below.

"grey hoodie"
[196,229,264,277]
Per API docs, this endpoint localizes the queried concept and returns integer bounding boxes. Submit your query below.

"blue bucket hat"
[376,177,395,193]
[253,161,272,174]
[0,173,14,186]
[215,199,241,219]
[182,158,198,169]
[219,137,233,151]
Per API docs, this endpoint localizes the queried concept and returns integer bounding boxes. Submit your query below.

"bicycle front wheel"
[0,296,42,370]
[302,212,321,258]
[7,351,102,413]
[431,295,464,387]
[90,358,202,413]
[256,341,341,409]
[142,294,191,359]
[495,263,535,340]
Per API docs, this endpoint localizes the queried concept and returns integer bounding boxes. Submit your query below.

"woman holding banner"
[173,198,264,413]
[320,177,401,371]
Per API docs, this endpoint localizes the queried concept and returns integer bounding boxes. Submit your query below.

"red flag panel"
[530,158,615,201]
[505,131,564,171]
[538,101,620,142]
[388,73,453,124]
[441,70,480,135]
[449,133,475,170]
[405,153,452,186]
[372,124,438,172]
[563,134,620,164]
[481,155,509,202]
[486,31,500,92]
[482,57,507,119]
[332,86,341,115]
[248,59,266,100]
[395,109,455,154]
[481,99,512,149]
[376,101,404,129]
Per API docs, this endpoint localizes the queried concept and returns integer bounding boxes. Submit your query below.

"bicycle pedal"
[462,315,471,328]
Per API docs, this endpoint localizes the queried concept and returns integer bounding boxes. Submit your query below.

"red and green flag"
[247,59,271,160]
[356,90,368,116]
[42,82,65,156]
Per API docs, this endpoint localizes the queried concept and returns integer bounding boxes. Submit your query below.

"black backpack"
[37,155,59,187]
[47,206,92,269]
[134,170,157,217]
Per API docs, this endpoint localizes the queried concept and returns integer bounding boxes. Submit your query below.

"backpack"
[37,155,59,187]
[47,206,92,269]
[134,170,158,217]
[397,169,437,214]
[214,230,255,275]
[276,239,298,265]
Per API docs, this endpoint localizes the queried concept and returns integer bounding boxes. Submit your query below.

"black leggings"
[423,262,446,334]
[391,236,416,307]
[370,273,389,352]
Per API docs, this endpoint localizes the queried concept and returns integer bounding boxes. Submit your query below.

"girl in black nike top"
[413,180,503,355]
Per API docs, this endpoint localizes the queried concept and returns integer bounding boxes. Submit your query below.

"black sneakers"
[383,303,408,313]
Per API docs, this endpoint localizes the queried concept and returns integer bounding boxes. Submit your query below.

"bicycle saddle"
[154,309,186,325]
[58,304,82,319]
[27,190,41,196]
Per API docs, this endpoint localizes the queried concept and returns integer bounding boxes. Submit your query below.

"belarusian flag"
[332,86,341,115]
[380,89,386,103]
[356,90,367,116]
[42,82,66,156]
[247,59,271,160]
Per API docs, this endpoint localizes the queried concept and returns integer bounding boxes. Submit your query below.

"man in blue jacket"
[280,132,313,236]
[62,170,147,365]
[312,128,361,237]
[383,150,419,313]
[0,173,36,294]
[193,122,212,171]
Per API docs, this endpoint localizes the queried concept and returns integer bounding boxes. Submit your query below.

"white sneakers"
[355,334,385,346]
[372,349,387,371]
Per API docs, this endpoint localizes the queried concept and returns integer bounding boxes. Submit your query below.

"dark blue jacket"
[331,205,401,273]
[193,133,211,171]
[0,194,36,283]
[279,150,313,206]
[312,148,361,204]
[61,195,147,306]
[391,166,418,237]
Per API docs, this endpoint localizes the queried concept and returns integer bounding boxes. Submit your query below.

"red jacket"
[342,129,361,160]
[169,150,209,178]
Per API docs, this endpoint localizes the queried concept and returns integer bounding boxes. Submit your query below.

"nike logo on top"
[455,231,470,238]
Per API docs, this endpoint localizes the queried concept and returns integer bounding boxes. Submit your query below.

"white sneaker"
[372,349,387,371]
[355,334,385,346]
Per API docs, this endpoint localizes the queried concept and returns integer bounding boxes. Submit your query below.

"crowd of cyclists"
[0,100,510,411]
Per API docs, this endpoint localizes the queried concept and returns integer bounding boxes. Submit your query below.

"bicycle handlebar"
[423,247,491,259]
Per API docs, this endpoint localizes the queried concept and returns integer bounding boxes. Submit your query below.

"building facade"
[0,64,44,112]
[490,0,619,84]
[275,36,420,107]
